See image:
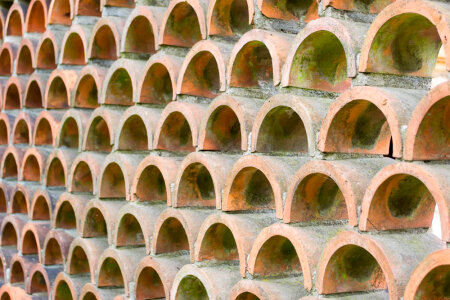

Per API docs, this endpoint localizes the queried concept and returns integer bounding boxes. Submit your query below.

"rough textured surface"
[0,0,448,299]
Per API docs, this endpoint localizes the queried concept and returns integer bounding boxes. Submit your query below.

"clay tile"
[251,93,330,155]
[98,152,143,200]
[28,195,47,226]
[2,146,26,179]
[100,59,144,106]
[24,73,48,108]
[153,101,207,152]
[0,113,9,146]
[151,207,209,260]
[114,203,164,249]
[16,38,37,75]
[79,282,122,299]
[0,182,12,213]
[174,152,238,208]
[223,154,309,218]
[159,0,208,47]
[4,76,27,110]
[72,65,107,109]
[29,188,60,221]
[52,271,86,300]
[43,149,77,188]
[359,162,450,242]
[206,0,253,36]
[0,285,11,299]
[134,255,188,300]
[8,183,38,215]
[20,222,51,260]
[33,110,64,147]
[404,80,450,160]
[0,42,16,75]
[45,69,78,109]
[131,155,181,205]
[1,214,26,248]
[0,8,4,40]
[12,112,35,146]
[57,109,90,151]
[35,30,63,70]
[318,86,427,158]
[0,250,9,284]
[198,94,262,152]
[322,0,394,14]
[53,192,90,230]
[248,223,342,289]
[0,284,29,299]
[257,0,317,21]
[5,3,26,37]
[80,198,125,244]
[48,0,73,25]
[137,53,183,104]
[26,263,62,296]
[66,237,108,283]
[121,6,163,55]
[75,0,102,16]
[195,212,276,276]
[42,229,74,265]
[404,249,450,300]
[359,0,450,76]
[176,40,232,98]
[316,231,444,298]
[25,0,48,33]
[82,106,122,152]
[96,247,145,296]
[282,17,368,92]
[104,0,135,8]
[114,106,161,151]
[10,253,38,284]
[170,264,241,299]
[68,153,104,195]
[230,278,306,300]
[60,24,92,65]
[228,29,292,88]
[284,158,393,226]
[88,16,125,60]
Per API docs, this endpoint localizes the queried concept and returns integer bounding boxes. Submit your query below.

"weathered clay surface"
[0,0,448,299]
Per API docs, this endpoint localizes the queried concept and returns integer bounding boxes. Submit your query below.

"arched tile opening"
[208,0,252,36]
[98,257,125,288]
[49,0,72,25]
[31,195,50,220]
[255,106,307,153]
[100,163,125,199]
[154,217,189,254]
[177,163,215,207]
[116,213,144,247]
[62,33,86,65]
[44,238,63,265]
[59,117,79,149]
[46,158,66,187]
[83,208,107,237]
[85,116,112,152]
[123,15,156,55]
[71,162,93,194]
[135,267,165,300]
[198,223,238,263]
[161,2,203,47]
[156,112,194,152]
[258,0,317,21]
[252,235,301,278]
[55,201,76,229]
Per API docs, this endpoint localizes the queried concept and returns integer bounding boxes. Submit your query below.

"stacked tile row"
[0,0,448,299]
